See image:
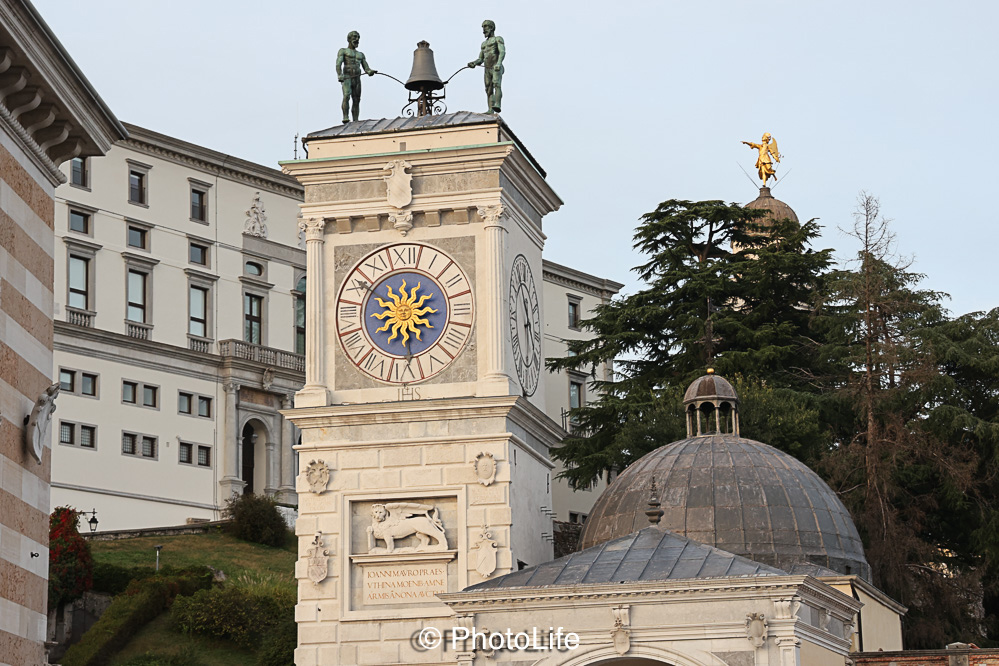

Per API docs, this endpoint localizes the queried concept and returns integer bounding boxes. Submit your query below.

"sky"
[34,0,998,317]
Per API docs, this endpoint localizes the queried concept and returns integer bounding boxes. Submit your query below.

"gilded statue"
[742,133,781,185]
[337,31,378,124]
[468,20,505,114]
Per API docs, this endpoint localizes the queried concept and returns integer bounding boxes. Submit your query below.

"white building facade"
[51,124,307,530]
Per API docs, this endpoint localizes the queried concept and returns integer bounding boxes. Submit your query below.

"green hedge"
[61,569,212,666]
[171,585,294,650]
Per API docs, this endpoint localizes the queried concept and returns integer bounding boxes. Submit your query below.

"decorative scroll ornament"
[297,216,326,242]
[746,612,768,648]
[366,502,448,553]
[305,460,331,494]
[388,210,414,236]
[243,192,268,237]
[610,605,631,655]
[477,203,504,226]
[470,527,498,577]
[23,383,59,464]
[773,596,801,620]
[306,532,330,585]
[473,452,497,486]
[261,367,275,391]
[384,159,413,209]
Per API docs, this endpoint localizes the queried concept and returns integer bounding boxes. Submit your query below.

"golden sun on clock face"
[335,243,474,384]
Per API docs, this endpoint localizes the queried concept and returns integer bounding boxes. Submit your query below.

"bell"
[405,41,444,92]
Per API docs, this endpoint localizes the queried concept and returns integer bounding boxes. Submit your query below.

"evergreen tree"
[548,199,835,488]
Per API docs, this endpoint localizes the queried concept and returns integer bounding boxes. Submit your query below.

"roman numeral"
[338,304,359,327]
[392,246,418,267]
[342,331,367,359]
[445,273,463,289]
[428,353,448,374]
[362,351,387,378]
[363,253,389,277]
[441,327,466,354]
[452,302,472,317]
[392,360,418,382]
[347,278,371,298]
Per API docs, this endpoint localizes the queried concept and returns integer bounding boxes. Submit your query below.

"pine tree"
[548,199,835,488]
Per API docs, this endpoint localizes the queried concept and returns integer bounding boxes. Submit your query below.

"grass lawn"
[90,531,297,585]
[109,613,253,666]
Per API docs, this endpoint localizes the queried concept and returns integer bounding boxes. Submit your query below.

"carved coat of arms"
[305,459,331,494]
[470,528,498,577]
[306,532,330,585]
[384,160,413,209]
[473,452,496,486]
[366,502,448,554]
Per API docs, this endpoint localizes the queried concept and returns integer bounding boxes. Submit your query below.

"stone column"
[264,428,278,496]
[296,216,329,407]
[279,394,297,503]
[219,381,244,498]
[478,204,510,389]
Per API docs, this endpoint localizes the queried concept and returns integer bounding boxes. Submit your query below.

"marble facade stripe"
[0,627,45,666]
[0,209,54,288]
[0,340,52,404]
[0,140,55,229]
[0,487,49,547]
[1,279,53,350]
[0,556,46,614]
[0,418,51,480]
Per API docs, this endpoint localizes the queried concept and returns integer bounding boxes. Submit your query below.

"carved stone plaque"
[384,160,413,209]
[359,558,449,605]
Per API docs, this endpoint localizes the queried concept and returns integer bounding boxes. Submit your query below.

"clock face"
[335,242,474,384]
[509,254,541,396]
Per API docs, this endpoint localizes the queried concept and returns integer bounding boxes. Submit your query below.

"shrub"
[115,648,204,666]
[222,493,289,547]
[171,584,294,650]
[256,617,296,666]
[49,506,94,608]
[60,570,212,666]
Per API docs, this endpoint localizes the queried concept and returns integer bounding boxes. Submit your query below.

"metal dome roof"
[578,434,871,581]
[745,186,799,225]
[683,372,739,405]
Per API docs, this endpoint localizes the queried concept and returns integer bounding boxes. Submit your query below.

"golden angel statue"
[742,133,781,185]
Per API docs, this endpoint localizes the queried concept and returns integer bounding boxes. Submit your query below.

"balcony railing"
[218,339,305,372]
[65,307,95,328]
[126,321,153,340]
[188,336,214,354]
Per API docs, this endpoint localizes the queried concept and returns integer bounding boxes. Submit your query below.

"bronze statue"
[742,133,781,185]
[467,20,505,114]
[336,31,377,124]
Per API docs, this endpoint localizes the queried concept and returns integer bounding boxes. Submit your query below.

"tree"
[49,506,93,609]
[548,199,835,488]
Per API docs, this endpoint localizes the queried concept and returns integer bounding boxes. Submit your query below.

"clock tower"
[281,113,564,666]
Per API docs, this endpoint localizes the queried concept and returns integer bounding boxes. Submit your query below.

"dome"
[745,186,799,225]
[578,435,871,580]
[578,373,871,581]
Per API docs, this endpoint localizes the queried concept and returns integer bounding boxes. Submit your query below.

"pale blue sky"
[35,0,998,316]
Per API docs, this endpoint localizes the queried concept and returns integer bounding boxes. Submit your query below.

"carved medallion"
[366,502,448,554]
[473,452,497,486]
[306,532,330,585]
[384,159,413,209]
[305,459,331,494]
[23,383,59,464]
[470,527,498,577]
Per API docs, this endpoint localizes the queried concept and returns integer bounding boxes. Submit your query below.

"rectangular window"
[81,373,97,397]
[127,225,148,249]
[569,380,583,410]
[568,299,581,329]
[127,270,147,322]
[191,188,207,222]
[60,422,74,445]
[80,425,96,449]
[189,286,208,337]
[69,210,90,234]
[179,392,193,414]
[189,242,208,266]
[142,385,158,408]
[198,446,211,467]
[197,396,212,418]
[142,436,156,458]
[68,256,89,309]
[244,293,262,344]
[122,381,137,404]
[59,369,75,392]
[295,293,306,355]
[179,442,193,464]
[129,169,146,204]
[122,432,136,455]
[70,157,88,188]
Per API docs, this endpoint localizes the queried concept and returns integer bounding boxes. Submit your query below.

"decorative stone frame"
[567,292,583,330]
[126,158,151,207]
[122,251,159,330]
[121,378,160,411]
[187,234,212,269]
[124,217,153,253]
[185,268,217,348]
[121,430,158,461]
[63,237,101,321]
[338,487,467,622]
[188,177,212,224]
[66,200,97,237]
[177,390,214,419]
[58,366,100,400]
[178,440,213,468]
[57,420,99,451]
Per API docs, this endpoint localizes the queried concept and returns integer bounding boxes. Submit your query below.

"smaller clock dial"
[509,254,542,396]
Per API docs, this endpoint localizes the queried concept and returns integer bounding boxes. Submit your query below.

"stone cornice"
[0,2,125,183]
[818,574,908,614]
[543,259,625,299]
[121,123,303,198]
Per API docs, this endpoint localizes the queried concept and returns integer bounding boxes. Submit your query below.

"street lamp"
[83,508,98,533]
[154,544,163,571]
